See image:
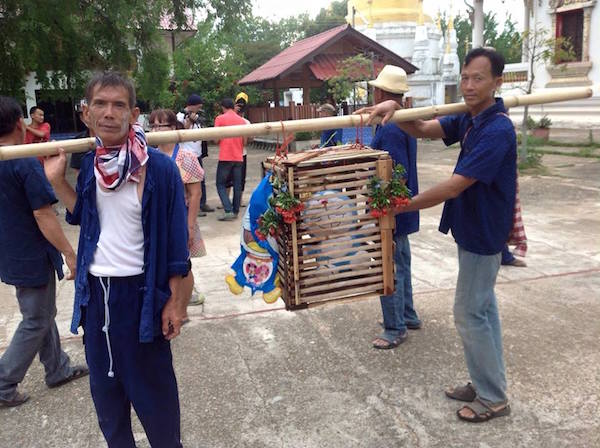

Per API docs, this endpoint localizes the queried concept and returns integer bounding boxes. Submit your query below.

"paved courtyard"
[1,141,598,447]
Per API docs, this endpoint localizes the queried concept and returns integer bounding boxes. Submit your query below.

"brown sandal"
[457,398,511,423]
[445,382,477,402]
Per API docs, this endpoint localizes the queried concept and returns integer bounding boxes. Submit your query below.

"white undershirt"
[88,181,145,277]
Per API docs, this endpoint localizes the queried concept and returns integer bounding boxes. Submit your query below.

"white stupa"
[347,0,460,106]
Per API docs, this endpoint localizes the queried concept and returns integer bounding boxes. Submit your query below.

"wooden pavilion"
[238,24,417,122]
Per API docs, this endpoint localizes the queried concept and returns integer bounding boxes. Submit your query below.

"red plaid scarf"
[507,177,527,257]
[94,124,149,190]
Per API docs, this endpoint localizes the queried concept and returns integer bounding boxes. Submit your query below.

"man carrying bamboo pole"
[43,72,189,447]
[368,66,422,349]
[0,96,87,408]
[358,47,515,423]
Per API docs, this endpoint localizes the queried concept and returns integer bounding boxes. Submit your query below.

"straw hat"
[368,65,410,94]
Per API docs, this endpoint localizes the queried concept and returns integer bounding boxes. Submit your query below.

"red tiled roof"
[309,54,386,80]
[238,24,417,86]
[238,25,348,85]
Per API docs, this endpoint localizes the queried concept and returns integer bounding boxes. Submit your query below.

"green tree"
[303,0,348,37]
[0,0,251,108]
[452,12,522,68]
[327,55,371,104]
[518,25,574,162]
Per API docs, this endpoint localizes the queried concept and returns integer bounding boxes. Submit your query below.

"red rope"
[274,121,294,162]
[354,114,365,148]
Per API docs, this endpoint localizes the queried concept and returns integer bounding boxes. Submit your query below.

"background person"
[368,65,422,349]
[149,108,207,307]
[0,96,88,408]
[214,97,247,221]
[177,94,213,216]
[25,106,51,144]
[317,103,342,147]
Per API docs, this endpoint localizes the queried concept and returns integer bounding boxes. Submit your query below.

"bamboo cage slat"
[301,203,370,220]
[297,221,374,238]
[296,213,376,231]
[301,284,383,302]
[296,151,389,167]
[300,226,379,245]
[294,178,375,194]
[300,274,384,295]
[299,267,383,287]
[299,242,382,262]
[294,161,377,178]
[297,188,368,205]
[1,87,593,161]
[303,196,368,213]
[303,197,367,215]
[301,233,380,251]
[295,170,375,186]
[300,259,382,278]
[299,251,382,270]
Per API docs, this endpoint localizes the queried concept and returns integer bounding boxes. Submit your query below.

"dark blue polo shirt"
[0,158,64,287]
[371,123,419,236]
[438,98,516,255]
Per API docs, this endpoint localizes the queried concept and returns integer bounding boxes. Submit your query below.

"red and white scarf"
[94,124,149,190]
[507,179,527,257]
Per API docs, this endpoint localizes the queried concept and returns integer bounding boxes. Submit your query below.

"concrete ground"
[0,142,598,447]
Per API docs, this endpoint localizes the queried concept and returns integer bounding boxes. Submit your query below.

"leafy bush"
[518,150,543,170]
[537,115,552,129]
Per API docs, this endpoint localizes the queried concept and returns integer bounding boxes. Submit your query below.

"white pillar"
[472,0,484,48]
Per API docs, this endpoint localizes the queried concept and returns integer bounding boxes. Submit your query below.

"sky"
[252,0,526,31]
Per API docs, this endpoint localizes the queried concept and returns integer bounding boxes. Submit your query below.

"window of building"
[556,9,583,62]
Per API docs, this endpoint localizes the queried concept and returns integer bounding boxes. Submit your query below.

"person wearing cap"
[214,98,247,221]
[234,92,251,195]
[367,65,422,350]
[317,103,342,147]
[177,94,214,215]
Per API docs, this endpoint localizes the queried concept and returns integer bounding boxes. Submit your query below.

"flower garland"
[255,176,305,241]
[367,164,412,218]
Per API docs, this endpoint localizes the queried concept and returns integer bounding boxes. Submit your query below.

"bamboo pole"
[0,86,593,161]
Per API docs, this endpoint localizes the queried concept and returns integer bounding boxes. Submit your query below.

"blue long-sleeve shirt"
[66,148,190,342]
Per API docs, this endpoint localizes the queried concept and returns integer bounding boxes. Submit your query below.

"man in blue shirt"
[0,96,88,408]
[44,73,189,447]
[368,65,422,349]
[359,48,515,422]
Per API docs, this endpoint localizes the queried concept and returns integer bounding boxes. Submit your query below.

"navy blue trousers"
[83,275,182,448]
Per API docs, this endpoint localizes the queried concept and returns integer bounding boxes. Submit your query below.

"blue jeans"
[454,246,507,404]
[379,234,421,340]
[216,161,243,214]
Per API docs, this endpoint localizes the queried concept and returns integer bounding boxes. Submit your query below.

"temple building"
[346,0,460,106]
[510,0,600,127]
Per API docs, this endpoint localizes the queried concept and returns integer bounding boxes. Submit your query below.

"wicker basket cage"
[264,145,395,309]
